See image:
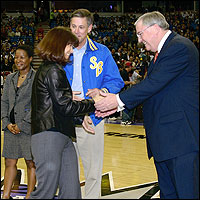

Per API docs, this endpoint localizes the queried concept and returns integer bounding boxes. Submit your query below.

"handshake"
[73,88,119,118]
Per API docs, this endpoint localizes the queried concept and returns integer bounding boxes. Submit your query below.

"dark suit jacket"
[119,31,199,162]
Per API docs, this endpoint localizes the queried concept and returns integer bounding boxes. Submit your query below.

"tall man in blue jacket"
[95,11,199,199]
[63,9,124,199]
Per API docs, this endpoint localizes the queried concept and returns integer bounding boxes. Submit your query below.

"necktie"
[154,51,159,63]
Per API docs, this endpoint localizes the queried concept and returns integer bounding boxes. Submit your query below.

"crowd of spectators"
[1,9,199,90]
[1,12,36,76]
[49,10,199,83]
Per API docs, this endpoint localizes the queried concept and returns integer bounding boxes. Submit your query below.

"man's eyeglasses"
[136,24,155,38]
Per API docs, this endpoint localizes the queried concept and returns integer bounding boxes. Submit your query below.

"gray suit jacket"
[1,68,35,134]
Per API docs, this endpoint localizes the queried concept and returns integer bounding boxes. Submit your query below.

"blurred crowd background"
[1,1,199,95]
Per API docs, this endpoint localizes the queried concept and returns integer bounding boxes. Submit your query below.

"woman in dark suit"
[30,26,96,199]
[1,45,36,199]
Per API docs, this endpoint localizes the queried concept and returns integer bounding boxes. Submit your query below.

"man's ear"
[88,24,93,34]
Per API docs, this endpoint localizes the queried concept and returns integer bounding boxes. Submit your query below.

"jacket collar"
[13,67,35,80]
[86,36,98,51]
[147,31,177,74]
[154,31,177,63]
[160,31,177,52]
[11,67,35,92]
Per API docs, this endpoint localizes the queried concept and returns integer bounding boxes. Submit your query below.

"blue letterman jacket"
[64,36,124,126]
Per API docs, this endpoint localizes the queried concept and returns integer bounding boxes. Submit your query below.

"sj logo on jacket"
[90,56,103,77]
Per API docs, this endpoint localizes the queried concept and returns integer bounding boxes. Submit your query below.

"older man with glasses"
[95,11,199,199]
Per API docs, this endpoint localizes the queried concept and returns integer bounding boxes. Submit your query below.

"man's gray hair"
[134,11,169,30]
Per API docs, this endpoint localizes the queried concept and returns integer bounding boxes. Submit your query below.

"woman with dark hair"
[29,26,96,199]
[1,45,36,199]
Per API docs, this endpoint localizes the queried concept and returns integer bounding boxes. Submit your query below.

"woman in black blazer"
[30,26,96,199]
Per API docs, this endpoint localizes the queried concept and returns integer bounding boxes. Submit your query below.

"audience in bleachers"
[1,9,199,87]
[1,14,36,78]
[49,10,199,82]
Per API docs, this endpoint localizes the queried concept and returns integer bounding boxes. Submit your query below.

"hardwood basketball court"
[1,119,159,198]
